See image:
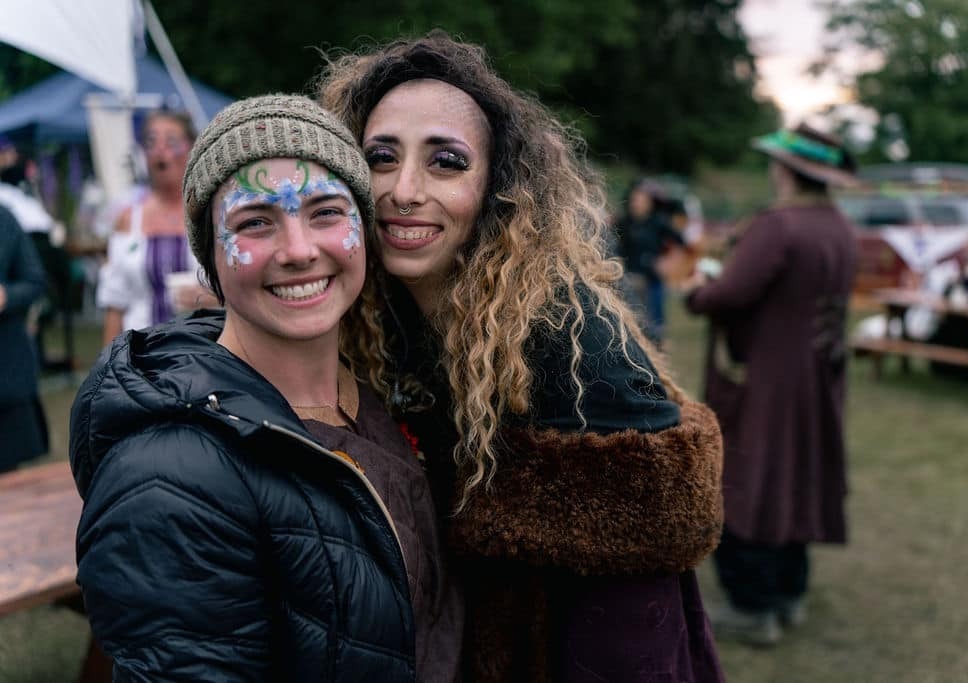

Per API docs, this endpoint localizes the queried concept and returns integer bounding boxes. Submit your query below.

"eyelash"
[363,146,470,171]
[236,217,269,232]
[312,206,344,220]
[232,206,344,232]
[432,150,470,171]
[365,147,395,167]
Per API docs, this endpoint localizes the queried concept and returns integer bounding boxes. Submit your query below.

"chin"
[381,255,434,283]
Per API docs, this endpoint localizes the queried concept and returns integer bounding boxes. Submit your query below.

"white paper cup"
[164,270,201,312]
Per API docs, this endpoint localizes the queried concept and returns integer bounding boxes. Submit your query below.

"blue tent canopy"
[0,55,233,144]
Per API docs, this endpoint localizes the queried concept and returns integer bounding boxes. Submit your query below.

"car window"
[921,202,964,226]
[862,199,911,227]
[836,196,912,228]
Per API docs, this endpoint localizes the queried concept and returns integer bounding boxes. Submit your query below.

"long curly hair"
[318,31,683,508]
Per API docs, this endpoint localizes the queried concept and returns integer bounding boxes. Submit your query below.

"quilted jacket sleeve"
[76,423,270,682]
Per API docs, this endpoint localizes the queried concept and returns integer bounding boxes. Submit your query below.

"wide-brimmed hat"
[751,123,858,188]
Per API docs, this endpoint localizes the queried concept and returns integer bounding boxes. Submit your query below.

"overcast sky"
[739,0,848,122]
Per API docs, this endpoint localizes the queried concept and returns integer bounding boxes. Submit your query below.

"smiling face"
[362,79,491,304]
[211,157,365,348]
[143,114,192,190]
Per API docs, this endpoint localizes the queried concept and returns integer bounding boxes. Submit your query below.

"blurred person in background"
[0,203,48,472]
[0,135,57,239]
[96,110,215,346]
[320,31,725,682]
[71,95,460,681]
[683,124,858,646]
[0,141,78,371]
[614,179,687,344]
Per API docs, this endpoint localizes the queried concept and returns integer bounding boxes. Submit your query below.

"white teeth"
[388,226,437,240]
[270,278,330,300]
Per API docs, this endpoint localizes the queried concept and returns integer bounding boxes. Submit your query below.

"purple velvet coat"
[687,199,857,544]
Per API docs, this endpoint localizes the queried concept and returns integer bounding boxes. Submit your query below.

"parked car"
[835,164,968,293]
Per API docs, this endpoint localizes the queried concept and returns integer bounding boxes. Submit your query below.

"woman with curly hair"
[320,31,725,682]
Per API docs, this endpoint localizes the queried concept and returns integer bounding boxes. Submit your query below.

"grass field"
[2,299,967,682]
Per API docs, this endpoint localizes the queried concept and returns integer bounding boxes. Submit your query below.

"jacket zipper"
[202,393,406,571]
[202,394,407,568]
[261,420,406,559]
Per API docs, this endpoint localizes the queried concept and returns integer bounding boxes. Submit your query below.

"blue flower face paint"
[209,158,367,345]
[215,160,362,267]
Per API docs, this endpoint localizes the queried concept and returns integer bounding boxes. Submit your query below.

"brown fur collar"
[450,399,724,574]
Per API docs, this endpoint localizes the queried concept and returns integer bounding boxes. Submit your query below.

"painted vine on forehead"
[215,162,363,265]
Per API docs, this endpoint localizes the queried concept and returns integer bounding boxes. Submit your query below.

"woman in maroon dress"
[685,123,858,645]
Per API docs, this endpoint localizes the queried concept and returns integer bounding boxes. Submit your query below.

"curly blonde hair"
[319,31,684,508]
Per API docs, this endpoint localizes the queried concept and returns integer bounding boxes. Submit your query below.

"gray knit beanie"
[183,94,373,262]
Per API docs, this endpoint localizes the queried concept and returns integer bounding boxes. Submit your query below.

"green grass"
[664,299,968,683]
[3,301,968,682]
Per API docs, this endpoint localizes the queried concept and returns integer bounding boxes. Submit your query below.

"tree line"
[6,1,966,169]
[2,0,776,176]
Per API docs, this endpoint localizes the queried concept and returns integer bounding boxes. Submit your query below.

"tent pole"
[141,0,209,132]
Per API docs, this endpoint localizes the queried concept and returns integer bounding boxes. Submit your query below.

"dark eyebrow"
[229,201,276,213]
[426,135,467,146]
[365,134,399,144]
[365,134,468,147]
[303,193,352,207]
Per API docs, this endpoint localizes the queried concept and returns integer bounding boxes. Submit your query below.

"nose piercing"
[398,204,413,215]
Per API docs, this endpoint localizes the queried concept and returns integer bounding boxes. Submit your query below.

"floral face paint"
[209,157,367,348]
[216,159,362,266]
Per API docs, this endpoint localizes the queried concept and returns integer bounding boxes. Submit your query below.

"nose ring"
[398,204,413,215]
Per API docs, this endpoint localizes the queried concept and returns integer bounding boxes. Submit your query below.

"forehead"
[213,158,347,202]
[144,115,189,138]
[365,79,490,148]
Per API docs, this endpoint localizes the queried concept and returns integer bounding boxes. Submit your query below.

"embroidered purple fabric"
[145,234,188,324]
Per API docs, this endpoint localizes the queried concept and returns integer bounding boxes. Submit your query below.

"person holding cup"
[97,110,216,345]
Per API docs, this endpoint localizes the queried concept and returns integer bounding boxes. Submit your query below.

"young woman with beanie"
[70,95,462,681]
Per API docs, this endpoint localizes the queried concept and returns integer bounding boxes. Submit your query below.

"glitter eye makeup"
[431,150,470,171]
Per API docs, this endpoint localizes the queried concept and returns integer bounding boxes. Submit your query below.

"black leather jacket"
[70,311,415,681]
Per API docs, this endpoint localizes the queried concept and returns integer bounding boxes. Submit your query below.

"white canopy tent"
[0,0,138,98]
[0,0,209,204]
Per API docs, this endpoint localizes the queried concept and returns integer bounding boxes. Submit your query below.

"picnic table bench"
[0,461,81,616]
[850,287,968,379]
[0,461,110,682]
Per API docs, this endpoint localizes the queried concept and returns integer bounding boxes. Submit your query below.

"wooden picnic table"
[851,287,968,378]
[872,287,968,318]
[0,461,82,617]
[0,461,111,681]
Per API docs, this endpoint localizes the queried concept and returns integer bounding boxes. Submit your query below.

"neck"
[153,181,183,205]
[401,277,440,317]
[217,314,341,408]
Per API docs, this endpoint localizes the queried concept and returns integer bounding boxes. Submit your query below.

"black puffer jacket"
[70,312,415,682]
